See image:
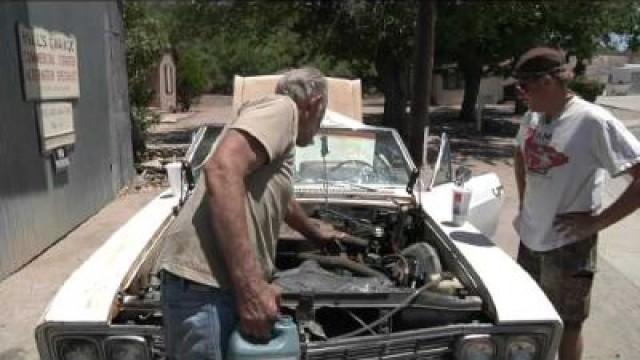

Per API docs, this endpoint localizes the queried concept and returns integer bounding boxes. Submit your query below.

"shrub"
[123,2,168,161]
[569,76,605,102]
[175,46,208,111]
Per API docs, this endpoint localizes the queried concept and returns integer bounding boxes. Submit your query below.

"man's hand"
[236,281,281,342]
[553,213,599,242]
[285,200,344,248]
[315,228,348,254]
[315,228,346,245]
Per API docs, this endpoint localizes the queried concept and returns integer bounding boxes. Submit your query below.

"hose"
[343,309,378,336]
[340,234,370,248]
[298,253,388,280]
[333,277,440,339]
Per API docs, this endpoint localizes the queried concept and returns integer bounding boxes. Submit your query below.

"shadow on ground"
[364,105,521,167]
[0,348,29,360]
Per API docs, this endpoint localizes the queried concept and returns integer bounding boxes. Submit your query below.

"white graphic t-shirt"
[515,96,640,251]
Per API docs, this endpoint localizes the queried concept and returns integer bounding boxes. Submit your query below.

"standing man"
[156,68,340,359]
[512,47,640,360]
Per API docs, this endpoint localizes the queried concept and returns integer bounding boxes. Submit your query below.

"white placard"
[37,102,75,151]
[18,24,80,100]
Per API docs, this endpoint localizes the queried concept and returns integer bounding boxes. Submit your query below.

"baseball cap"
[513,47,568,80]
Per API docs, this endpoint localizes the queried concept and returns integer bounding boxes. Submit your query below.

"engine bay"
[274,202,486,341]
[116,200,488,346]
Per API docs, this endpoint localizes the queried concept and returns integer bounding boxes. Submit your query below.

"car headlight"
[105,336,151,360]
[456,334,497,360]
[506,336,539,360]
[56,338,100,360]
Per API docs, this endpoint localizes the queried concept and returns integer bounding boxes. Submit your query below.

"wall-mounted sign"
[36,102,75,152]
[17,24,79,100]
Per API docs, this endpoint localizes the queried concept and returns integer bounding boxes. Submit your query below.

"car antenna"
[321,132,330,210]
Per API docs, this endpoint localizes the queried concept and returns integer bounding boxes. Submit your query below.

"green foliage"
[437,0,640,73]
[175,46,208,111]
[435,0,640,121]
[162,1,381,93]
[123,2,169,161]
[124,0,639,131]
[124,2,169,107]
[569,77,605,102]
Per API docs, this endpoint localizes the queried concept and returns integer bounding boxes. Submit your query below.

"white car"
[36,82,561,360]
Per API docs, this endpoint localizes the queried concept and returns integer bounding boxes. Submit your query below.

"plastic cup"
[165,162,183,196]
[452,186,472,226]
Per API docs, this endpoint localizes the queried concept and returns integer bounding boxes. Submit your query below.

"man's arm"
[555,164,640,240]
[285,200,339,246]
[204,129,280,340]
[514,147,526,209]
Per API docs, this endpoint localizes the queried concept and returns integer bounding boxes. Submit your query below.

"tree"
[123,2,169,161]
[126,0,640,141]
[174,46,208,111]
[305,1,418,138]
[436,0,640,122]
[142,1,418,138]
[436,1,546,122]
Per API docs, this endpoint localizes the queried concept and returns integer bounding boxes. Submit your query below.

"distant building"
[149,53,177,112]
[432,65,505,106]
[585,54,640,96]
[0,1,134,280]
[584,54,629,84]
[608,64,640,95]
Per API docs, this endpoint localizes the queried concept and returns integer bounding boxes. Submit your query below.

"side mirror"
[454,166,472,186]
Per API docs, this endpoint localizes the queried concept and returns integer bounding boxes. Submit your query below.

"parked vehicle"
[36,80,561,360]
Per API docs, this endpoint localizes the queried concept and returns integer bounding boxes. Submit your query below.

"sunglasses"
[516,75,545,93]
[515,67,565,93]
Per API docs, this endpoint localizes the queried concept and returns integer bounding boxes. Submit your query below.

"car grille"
[304,334,454,360]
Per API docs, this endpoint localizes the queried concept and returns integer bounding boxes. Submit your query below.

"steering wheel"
[328,160,375,173]
[327,160,382,182]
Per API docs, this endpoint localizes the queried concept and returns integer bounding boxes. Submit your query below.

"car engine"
[274,202,485,341]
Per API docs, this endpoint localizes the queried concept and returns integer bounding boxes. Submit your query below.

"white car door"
[423,132,504,238]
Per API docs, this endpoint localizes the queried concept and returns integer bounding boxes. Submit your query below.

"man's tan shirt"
[155,95,298,288]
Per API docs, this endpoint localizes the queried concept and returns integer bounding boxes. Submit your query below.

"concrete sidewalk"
[0,189,160,360]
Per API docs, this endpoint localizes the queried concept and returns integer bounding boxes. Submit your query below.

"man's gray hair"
[276,67,328,104]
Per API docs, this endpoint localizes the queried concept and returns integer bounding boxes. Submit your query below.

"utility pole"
[409,0,436,165]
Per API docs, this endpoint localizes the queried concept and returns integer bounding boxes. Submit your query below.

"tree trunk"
[409,0,436,165]
[515,97,528,114]
[574,56,586,77]
[459,58,482,123]
[376,47,409,140]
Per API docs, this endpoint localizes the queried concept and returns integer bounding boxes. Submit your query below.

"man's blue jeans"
[161,271,238,360]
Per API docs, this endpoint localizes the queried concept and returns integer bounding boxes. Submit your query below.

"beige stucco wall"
[432,74,504,106]
[150,53,177,112]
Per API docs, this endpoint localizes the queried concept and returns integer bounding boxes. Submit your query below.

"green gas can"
[226,316,300,360]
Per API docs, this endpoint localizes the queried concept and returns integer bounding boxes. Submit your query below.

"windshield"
[294,128,411,186]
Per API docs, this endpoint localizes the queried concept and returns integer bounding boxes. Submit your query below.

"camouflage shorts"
[517,236,598,326]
